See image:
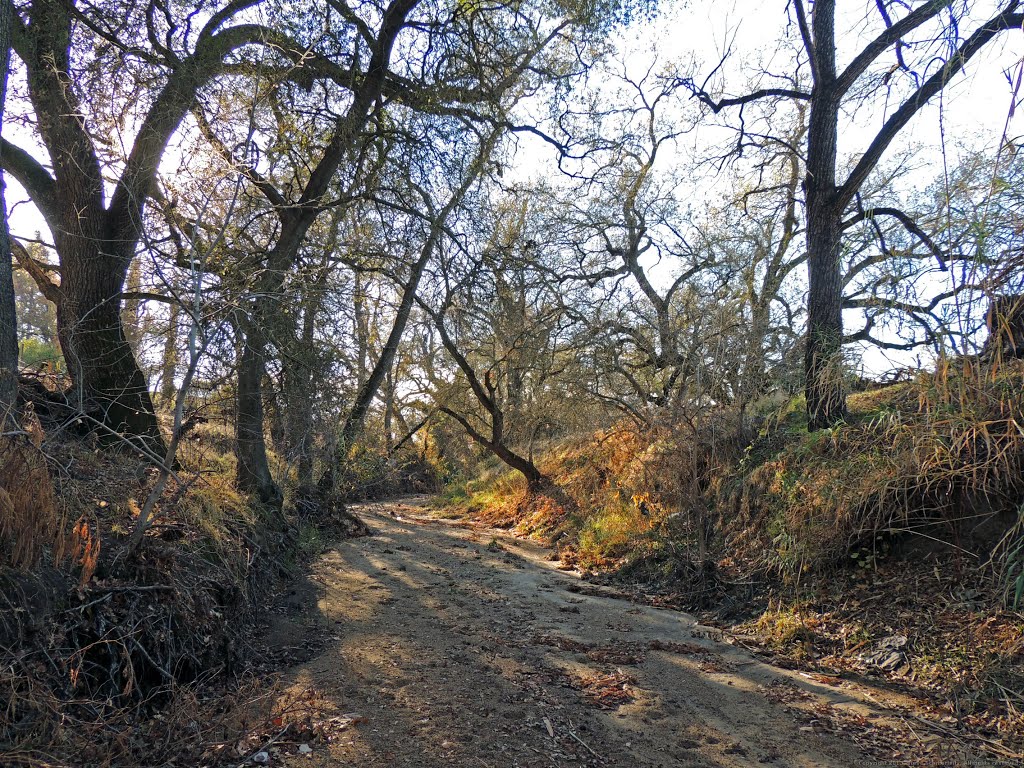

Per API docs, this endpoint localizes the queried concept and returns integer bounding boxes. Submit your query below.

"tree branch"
[192,106,288,209]
[108,23,283,250]
[841,205,948,270]
[833,0,948,99]
[0,138,60,229]
[838,4,1024,207]
[11,239,62,303]
[683,85,811,113]
[792,0,818,83]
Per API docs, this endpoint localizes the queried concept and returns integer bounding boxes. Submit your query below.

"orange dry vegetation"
[0,408,63,570]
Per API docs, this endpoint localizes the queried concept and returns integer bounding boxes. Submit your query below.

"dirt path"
[266,497,916,767]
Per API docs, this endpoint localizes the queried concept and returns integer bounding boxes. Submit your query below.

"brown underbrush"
[0,414,360,767]
[335,446,443,501]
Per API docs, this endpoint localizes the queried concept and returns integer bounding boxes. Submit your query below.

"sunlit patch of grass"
[429,483,472,511]
[728,361,1024,574]
[576,501,656,569]
[752,603,822,655]
[178,474,253,544]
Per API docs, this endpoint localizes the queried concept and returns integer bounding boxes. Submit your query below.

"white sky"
[507,0,1023,374]
[3,0,1022,375]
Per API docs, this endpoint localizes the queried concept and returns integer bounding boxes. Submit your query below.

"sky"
[3,0,1022,376]
[507,0,1023,374]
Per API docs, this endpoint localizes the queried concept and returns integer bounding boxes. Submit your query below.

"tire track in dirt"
[269,496,903,767]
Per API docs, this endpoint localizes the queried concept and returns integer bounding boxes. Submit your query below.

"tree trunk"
[804,205,846,429]
[983,294,1024,361]
[285,290,318,487]
[233,228,308,504]
[17,0,163,448]
[803,1,846,430]
[0,0,19,423]
[122,259,143,353]
[742,300,770,410]
[228,0,422,501]
[235,316,282,506]
[160,301,180,406]
[382,367,395,452]
[340,239,434,449]
[354,273,370,391]
[6,1,304,451]
[440,406,546,490]
[59,245,163,446]
[493,440,545,490]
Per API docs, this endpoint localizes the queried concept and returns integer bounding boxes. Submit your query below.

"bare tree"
[684,0,1024,428]
[418,195,579,490]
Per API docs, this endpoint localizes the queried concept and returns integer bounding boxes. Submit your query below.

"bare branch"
[838,4,1024,207]
[833,0,947,99]
[841,205,948,270]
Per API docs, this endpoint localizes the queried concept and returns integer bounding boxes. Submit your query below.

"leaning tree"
[1,0,297,447]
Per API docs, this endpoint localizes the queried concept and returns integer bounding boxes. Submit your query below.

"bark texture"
[0,0,19,423]
[802,0,847,430]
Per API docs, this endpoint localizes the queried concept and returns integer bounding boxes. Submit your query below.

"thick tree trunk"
[803,1,846,431]
[0,0,19,423]
[804,206,846,429]
[233,228,307,504]
[229,0,421,501]
[235,315,282,505]
[16,0,163,448]
[493,440,545,490]
[59,244,163,446]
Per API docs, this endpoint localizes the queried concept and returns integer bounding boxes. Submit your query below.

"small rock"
[251,752,270,764]
[298,743,313,754]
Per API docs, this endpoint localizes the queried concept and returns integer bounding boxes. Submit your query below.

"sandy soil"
[265,497,946,768]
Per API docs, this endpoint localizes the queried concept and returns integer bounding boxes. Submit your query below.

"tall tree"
[1,0,282,447]
[193,0,428,503]
[194,0,576,501]
[338,128,500,452]
[418,195,578,490]
[685,0,1024,428]
[0,0,17,422]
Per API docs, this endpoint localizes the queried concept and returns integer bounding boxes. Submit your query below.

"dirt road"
[268,497,913,767]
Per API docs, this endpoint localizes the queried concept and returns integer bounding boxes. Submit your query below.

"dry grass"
[0,408,63,571]
[443,358,1024,754]
[729,359,1024,574]
[0,423,297,767]
[0,669,291,767]
[449,360,1024,589]
[449,414,748,574]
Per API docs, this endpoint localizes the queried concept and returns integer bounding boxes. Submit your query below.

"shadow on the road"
[270,501,911,768]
